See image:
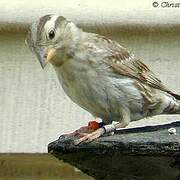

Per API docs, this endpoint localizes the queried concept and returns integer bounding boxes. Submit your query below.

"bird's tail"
[165,92,180,114]
[170,92,180,101]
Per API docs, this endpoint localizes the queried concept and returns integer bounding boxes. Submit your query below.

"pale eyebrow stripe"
[44,15,59,32]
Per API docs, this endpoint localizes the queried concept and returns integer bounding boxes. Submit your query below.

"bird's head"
[26,14,74,68]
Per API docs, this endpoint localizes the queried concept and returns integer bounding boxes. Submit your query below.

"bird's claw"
[74,128,105,145]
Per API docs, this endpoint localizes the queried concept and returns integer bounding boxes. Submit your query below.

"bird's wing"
[94,35,170,93]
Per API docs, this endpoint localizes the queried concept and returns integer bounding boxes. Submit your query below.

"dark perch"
[48,121,180,180]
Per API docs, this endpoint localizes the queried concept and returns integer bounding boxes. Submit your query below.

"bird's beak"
[36,47,56,69]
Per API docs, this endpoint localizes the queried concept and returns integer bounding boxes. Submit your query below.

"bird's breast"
[53,60,113,120]
[53,59,144,122]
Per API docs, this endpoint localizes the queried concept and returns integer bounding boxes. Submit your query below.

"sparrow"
[26,14,180,145]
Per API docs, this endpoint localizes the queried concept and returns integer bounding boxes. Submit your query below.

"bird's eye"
[48,29,55,40]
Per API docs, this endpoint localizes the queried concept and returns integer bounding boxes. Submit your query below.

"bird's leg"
[74,108,130,145]
[62,120,103,138]
[74,122,128,145]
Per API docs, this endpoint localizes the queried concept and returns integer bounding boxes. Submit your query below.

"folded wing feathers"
[100,36,170,93]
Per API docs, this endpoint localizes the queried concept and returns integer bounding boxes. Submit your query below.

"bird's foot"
[60,126,92,139]
[74,127,105,145]
[61,120,104,139]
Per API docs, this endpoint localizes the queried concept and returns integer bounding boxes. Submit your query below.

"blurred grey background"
[0,0,180,153]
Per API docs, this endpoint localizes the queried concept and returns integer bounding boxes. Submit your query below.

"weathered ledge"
[48,122,180,180]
